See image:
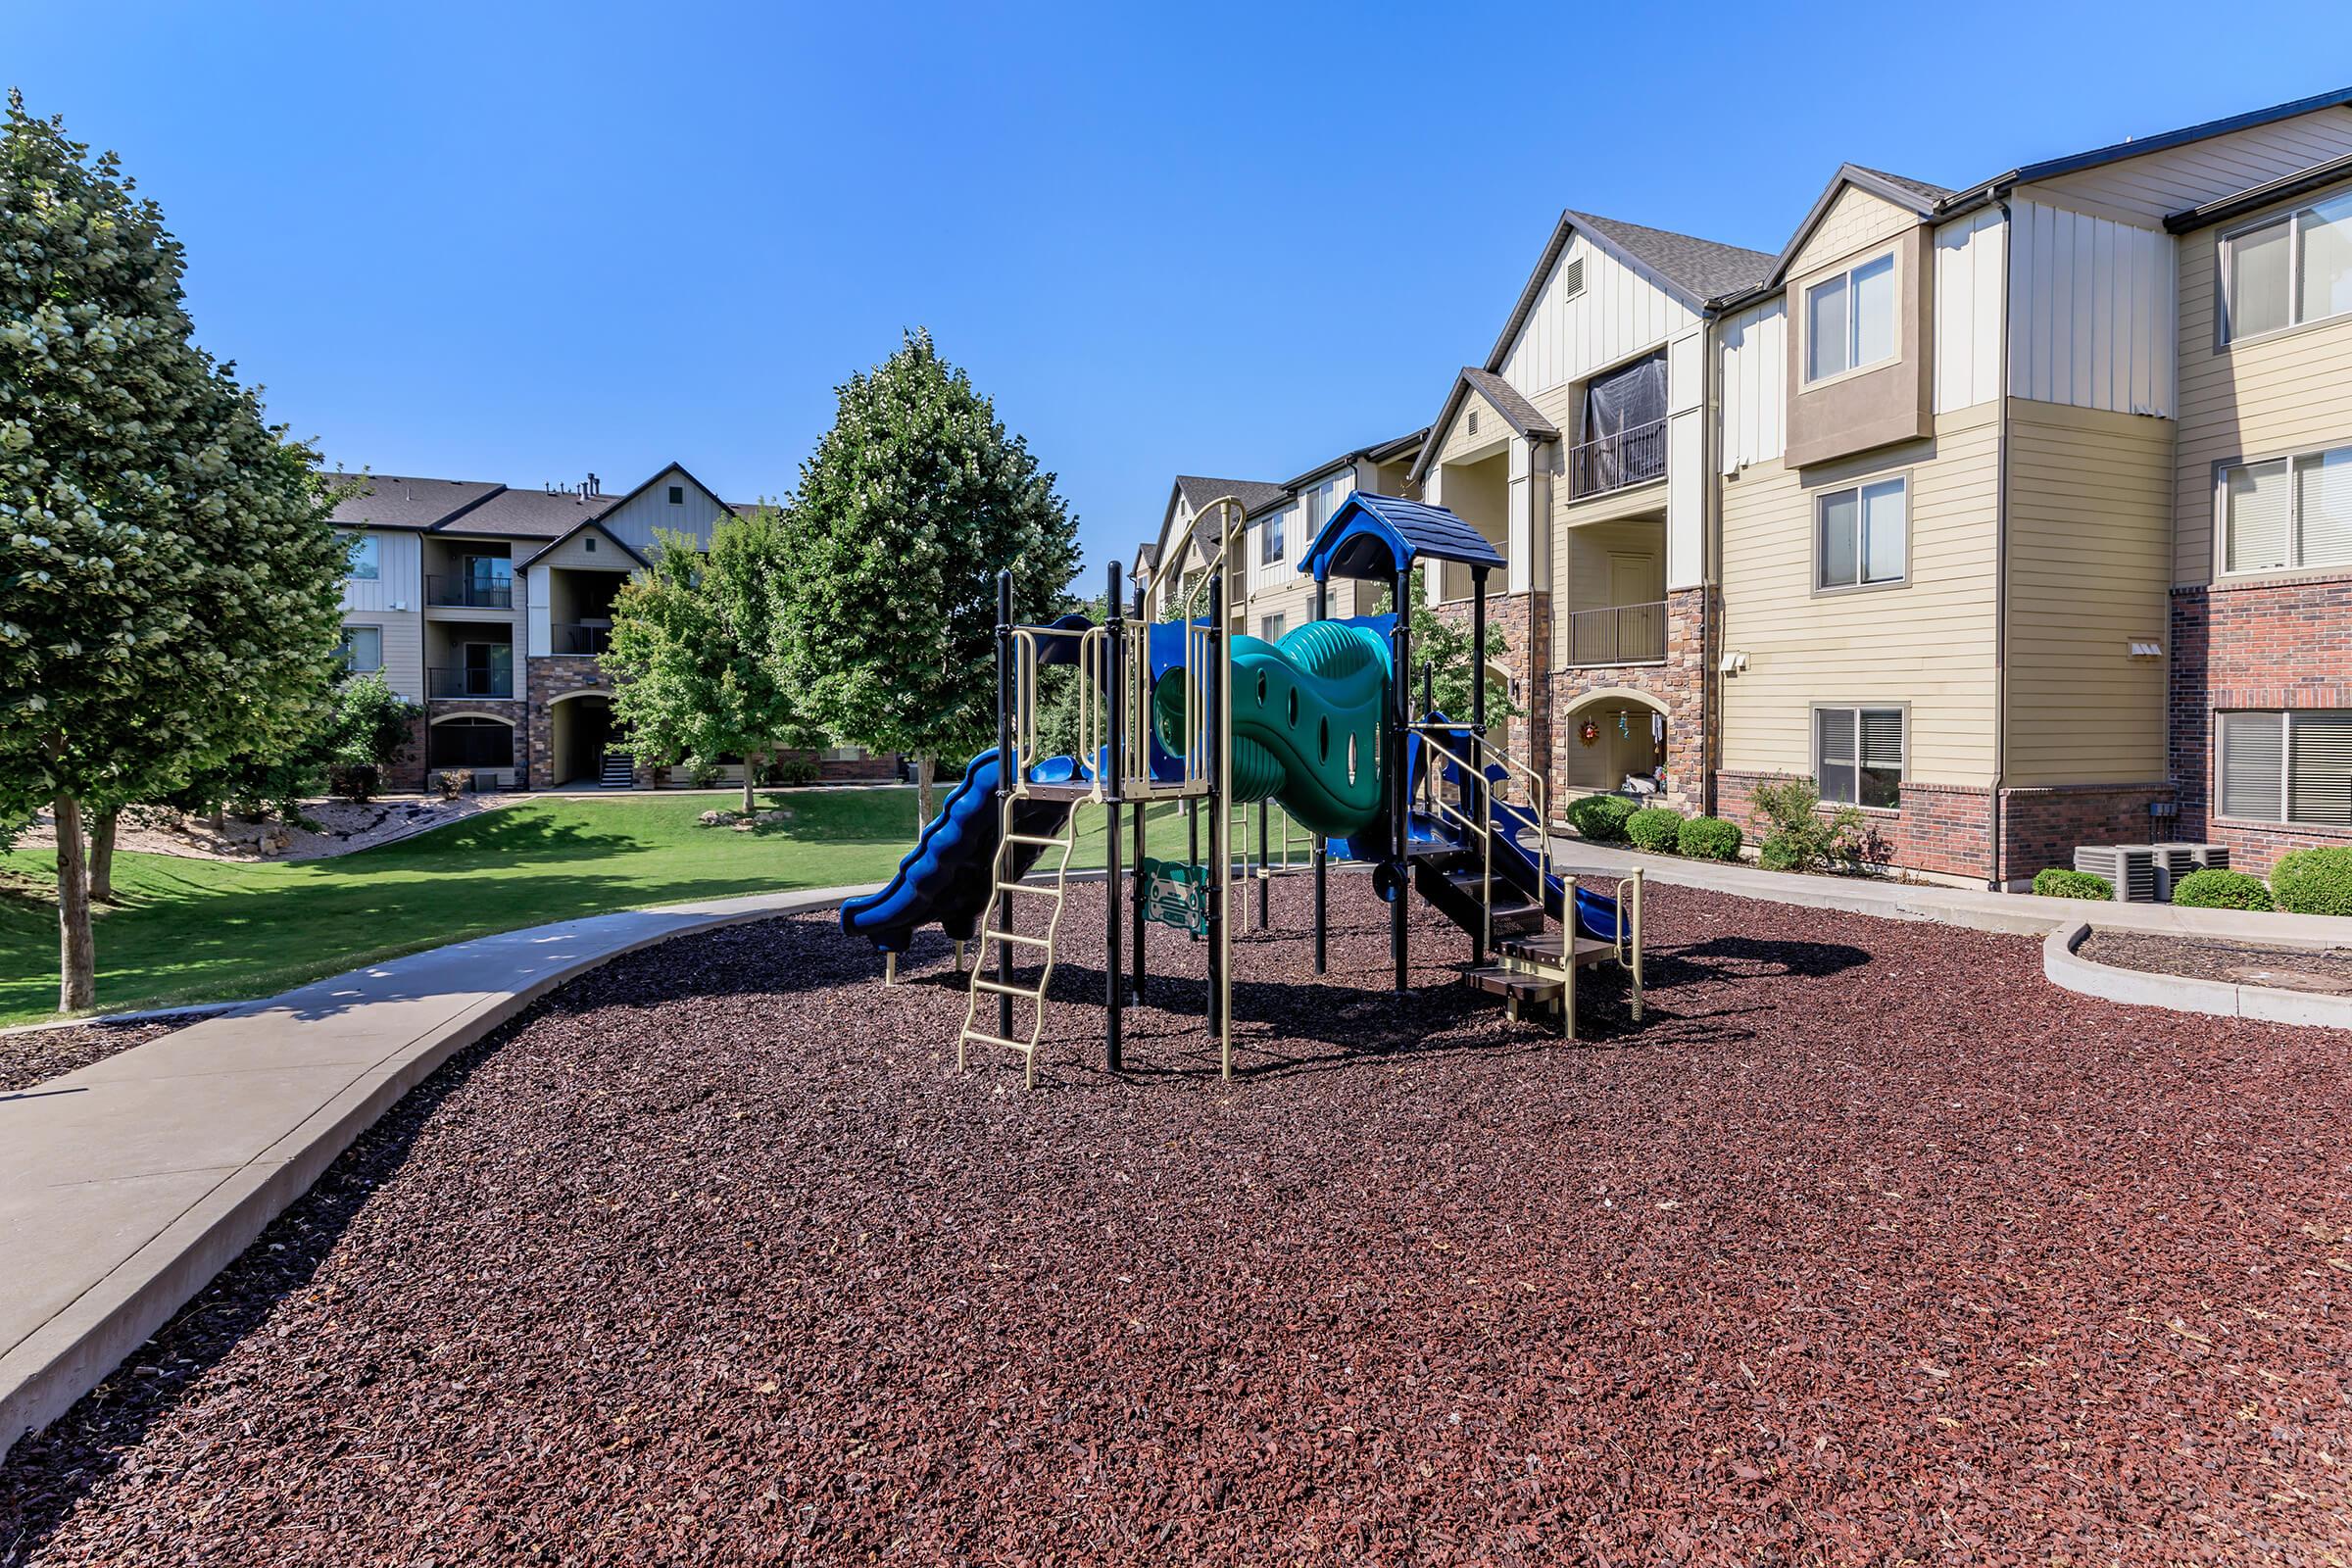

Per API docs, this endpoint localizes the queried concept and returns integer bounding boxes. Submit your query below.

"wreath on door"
[1578,717,1599,747]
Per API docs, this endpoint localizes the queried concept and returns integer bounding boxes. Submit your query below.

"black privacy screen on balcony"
[1578,352,1668,495]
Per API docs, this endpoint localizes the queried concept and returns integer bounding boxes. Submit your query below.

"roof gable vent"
[1561,256,1585,302]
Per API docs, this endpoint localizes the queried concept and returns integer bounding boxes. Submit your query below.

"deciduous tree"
[0,94,347,1009]
[779,331,1080,825]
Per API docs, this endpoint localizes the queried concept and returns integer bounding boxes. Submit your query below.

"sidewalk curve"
[0,883,877,1461]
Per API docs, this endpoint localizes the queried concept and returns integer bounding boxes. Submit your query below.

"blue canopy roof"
[1297,492,1506,584]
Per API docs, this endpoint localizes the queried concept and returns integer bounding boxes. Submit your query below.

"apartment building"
[329,463,894,792]
[1150,84,2352,886]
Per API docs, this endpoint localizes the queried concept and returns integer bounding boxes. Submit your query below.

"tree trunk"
[89,808,119,904]
[743,751,760,815]
[53,793,95,1012]
[914,754,937,828]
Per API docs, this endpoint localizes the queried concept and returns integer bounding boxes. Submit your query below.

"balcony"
[428,665,514,700]
[1568,417,1667,501]
[426,574,514,609]
[1565,600,1667,666]
[552,622,612,657]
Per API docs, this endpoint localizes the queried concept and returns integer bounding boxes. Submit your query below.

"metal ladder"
[956,800,1080,1089]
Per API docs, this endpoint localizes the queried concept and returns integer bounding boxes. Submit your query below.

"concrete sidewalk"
[0,883,876,1461]
[1545,837,2352,945]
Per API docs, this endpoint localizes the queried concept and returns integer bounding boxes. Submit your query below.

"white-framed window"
[1815,705,1904,808]
[343,532,379,581]
[338,625,383,673]
[1816,476,1908,590]
[1803,251,1897,383]
[1259,612,1286,643]
[1301,480,1333,536]
[2219,709,2352,826]
[1259,507,1286,565]
[2221,191,2352,344]
[2220,440,2352,574]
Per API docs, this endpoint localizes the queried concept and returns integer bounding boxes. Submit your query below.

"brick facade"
[383,711,429,793]
[2170,576,2352,873]
[1547,586,1709,814]
[1997,784,2176,885]
[1716,769,1995,880]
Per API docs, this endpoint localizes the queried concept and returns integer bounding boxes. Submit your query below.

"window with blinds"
[2219,710,2352,825]
[1816,706,1903,808]
[2222,191,2352,343]
[2223,441,2352,574]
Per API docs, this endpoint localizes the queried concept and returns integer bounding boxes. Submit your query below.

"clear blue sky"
[11,1,2352,581]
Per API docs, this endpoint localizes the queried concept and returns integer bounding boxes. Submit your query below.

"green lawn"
[0,788,1241,1026]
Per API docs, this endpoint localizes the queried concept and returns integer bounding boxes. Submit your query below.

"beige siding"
[1788,185,1918,277]
[2020,107,2352,223]
[1432,385,1517,466]
[1717,404,2001,785]
[342,611,423,703]
[2006,202,2177,416]
[601,466,731,553]
[2003,399,2175,785]
[1498,228,1697,397]
[2174,178,2352,584]
[529,527,638,573]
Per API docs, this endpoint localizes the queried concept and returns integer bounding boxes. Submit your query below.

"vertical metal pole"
[1472,566,1490,964]
[1391,566,1411,994]
[1312,575,1328,975]
[995,568,1015,1042]
[1206,569,1226,1043]
[1132,571,1149,1004]
[1187,798,1200,942]
[1105,561,1124,1071]
[1256,800,1270,928]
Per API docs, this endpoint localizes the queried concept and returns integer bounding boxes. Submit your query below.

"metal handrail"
[1564,600,1667,666]
[1006,621,1106,803]
[1567,416,1668,500]
[1408,720,1552,970]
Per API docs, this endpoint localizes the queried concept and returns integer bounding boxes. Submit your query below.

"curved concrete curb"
[2041,919,2352,1030]
[0,883,878,1462]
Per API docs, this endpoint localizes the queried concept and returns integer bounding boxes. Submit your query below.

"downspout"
[1987,196,2015,891]
[1700,305,1723,818]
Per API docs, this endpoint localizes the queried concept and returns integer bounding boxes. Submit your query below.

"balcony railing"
[1565,601,1667,666]
[427,665,514,700]
[1568,417,1668,500]
[426,574,514,609]
[552,622,612,657]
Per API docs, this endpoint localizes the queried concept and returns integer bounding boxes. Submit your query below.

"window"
[1816,476,1907,589]
[428,717,514,769]
[667,484,685,505]
[1804,252,1897,383]
[337,625,382,673]
[1301,481,1332,537]
[2221,441,2352,573]
[343,533,379,580]
[583,535,597,553]
[1259,507,1286,565]
[2222,192,2352,342]
[1815,706,1904,808]
[2218,709,2352,826]
[1259,612,1286,643]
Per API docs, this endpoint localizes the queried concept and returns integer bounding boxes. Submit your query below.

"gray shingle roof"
[1560,211,1776,306]
[1174,475,1290,515]
[1848,166,1952,208]
[322,473,503,530]
[1460,369,1559,441]
[441,486,618,539]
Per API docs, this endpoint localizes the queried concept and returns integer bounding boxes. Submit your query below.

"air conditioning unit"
[2074,844,2163,903]
[2147,842,2230,900]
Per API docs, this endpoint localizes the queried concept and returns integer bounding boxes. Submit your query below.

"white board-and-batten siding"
[2006,201,2177,417]
[338,529,419,612]
[599,467,732,554]
[1717,301,1787,472]
[1934,208,2006,413]
[1497,228,1698,399]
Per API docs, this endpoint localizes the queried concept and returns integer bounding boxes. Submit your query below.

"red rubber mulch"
[2,876,2346,1565]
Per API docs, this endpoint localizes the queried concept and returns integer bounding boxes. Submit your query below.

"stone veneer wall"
[1546,586,1708,814]
[2170,577,2352,872]
[525,655,627,790]
[1430,589,1549,784]
[424,698,528,789]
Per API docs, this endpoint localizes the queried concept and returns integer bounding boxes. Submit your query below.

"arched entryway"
[547,691,618,788]
[1561,688,1670,799]
[426,713,518,786]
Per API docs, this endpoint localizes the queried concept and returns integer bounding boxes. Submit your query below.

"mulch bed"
[2081,928,2352,995]
[0,1015,202,1097]
[3,878,2347,1565]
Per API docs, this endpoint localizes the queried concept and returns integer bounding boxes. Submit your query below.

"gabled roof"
[1752,163,1949,294]
[1481,211,1773,372]
[1300,493,1505,584]
[1407,369,1558,486]
[446,485,619,539]
[2166,149,2352,232]
[515,516,651,570]
[323,473,504,531]
[1173,474,1289,514]
[1269,426,1435,504]
[594,461,732,521]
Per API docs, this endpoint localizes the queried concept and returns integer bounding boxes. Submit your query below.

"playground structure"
[840,492,1645,1085]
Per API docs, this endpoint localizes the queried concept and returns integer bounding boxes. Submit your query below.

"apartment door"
[1609,554,1661,663]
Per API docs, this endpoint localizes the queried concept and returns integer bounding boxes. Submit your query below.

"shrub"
[1679,815,1743,861]
[772,754,821,787]
[432,769,473,801]
[325,763,380,804]
[1747,777,1871,872]
[1627,806,1683,854]
[684,755,724,790]
[2033,867,2113,901]
[2171,867,2274,911]
[1563,794,1638,843]
[2271,847,2352,917]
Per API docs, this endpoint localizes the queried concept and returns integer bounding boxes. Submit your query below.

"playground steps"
[1440,867,1544,936]
[1494,931,1621,969]
[1462,965,1564,1007]
[956,799,1081,1090]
